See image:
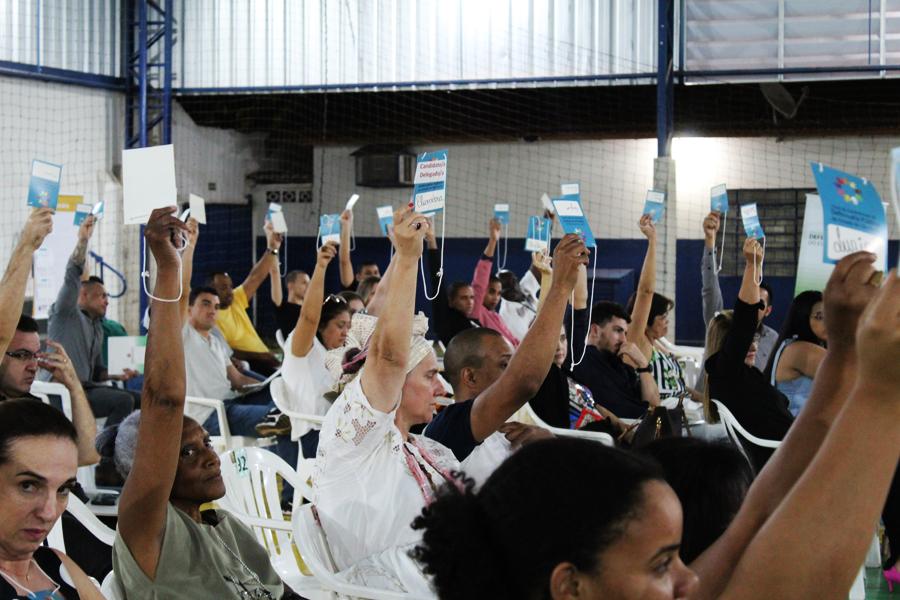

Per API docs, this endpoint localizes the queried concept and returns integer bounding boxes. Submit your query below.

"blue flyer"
[525,215,551,252]
[551,194,596,248]
[413,150,448,215]
[74,203,92,225]
[493,203,510,225]
[740,203,765,239]
[376,205,393,236]
[27,160,62,210]
[642,190,666,223]
[319,214,341,245]
[810,163,888,264]
[710,184,729,214]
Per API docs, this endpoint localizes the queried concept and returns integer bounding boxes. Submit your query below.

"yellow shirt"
[214,285,269,353]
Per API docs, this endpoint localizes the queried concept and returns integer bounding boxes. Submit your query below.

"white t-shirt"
[314,373,459,595]
[282,334,337,439]
[498,270,539,341]
[182,323,237,424]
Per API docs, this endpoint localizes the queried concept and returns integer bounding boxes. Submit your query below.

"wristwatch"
[635,365,653,374]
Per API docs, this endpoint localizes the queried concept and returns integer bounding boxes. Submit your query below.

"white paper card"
[122,145,177,224]
[188,193,207,224]
[560,183,580,196]
[107,336,147,376]
[541,193,555,213]
[270,210,288,233]
[345,194,360,211]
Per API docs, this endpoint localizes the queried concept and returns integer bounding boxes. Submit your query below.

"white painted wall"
[0,76,252,333]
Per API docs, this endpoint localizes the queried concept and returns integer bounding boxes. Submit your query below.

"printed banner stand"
[642,190,666,223]
[810,162,887,265]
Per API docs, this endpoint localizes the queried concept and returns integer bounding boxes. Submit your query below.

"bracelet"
[635,365,653,374]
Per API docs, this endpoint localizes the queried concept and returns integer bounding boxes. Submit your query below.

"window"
[720,188,815,278]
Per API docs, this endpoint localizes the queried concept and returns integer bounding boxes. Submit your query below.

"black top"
[528,363,571,428]
[0,546,80,599]
[566,308,649,418]
[427,247,481,346]
[424,399,479,461]
[274,301,301,338]
[706,297,794,473]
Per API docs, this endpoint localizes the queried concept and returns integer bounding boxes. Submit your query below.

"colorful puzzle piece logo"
[834,177,862,206]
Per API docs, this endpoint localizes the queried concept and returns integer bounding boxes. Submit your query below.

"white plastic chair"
[100,572,125,600]
[268,376,325,432]
[710,399,781,462]
[658,337,706,362]
[275,329,287,349]
[30,381,73,420]
[217,447,319,595]
[45,494,116,553]
[292,504,428,600]
[185,396,274,453]
[511,403,615,446]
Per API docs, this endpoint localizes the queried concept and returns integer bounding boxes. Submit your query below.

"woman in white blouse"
[313,209,460,595]
[281,242,351,458]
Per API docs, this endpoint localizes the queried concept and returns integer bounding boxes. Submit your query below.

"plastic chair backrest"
[101,571,125,600]
[275,329,286,349]
[521,403,614,447]
[46,495,115,554]
[710,399,781,461]
[30,381,73,421]
[269,376,325,427]
[292,505,418,600]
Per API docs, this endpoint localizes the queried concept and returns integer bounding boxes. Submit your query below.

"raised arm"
[0,209,52,355]
[338,209,354,289]
[39,341,99,466]
[178,218,199,326]
[269,259,283,307]
[715,238,764,374]
[470,219,501,315]
[532,252,553,313]
[359,209,428,413]
[53,215,95,316]
[469,234,589,441]
[701,212,724,326]
[117,207,190,580]
[290,242,337,358]
[239,223,281,299]
[720,268,900,599]
[628,214,657,359]
[691,251,880,599]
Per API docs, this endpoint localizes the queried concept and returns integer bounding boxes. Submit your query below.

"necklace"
[211,522,275,600]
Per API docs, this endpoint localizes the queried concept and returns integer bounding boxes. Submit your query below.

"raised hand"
[489,217,502,242]
[854,270,900,390]
[742,236,764,265]
[144,206,189,267]
[531,251,552,276]
[22,207,54,250]
[822,251,879,348]
[551,234,590,292]
[392,207,429,258]
[618,341,650,369]
[703,212,720,246]
[185,217,199,248]
[77,214,96,242]
[340,209,353,228]
[638,213,656,240]
[37,341,79,389]
[317,241,338,268]
[424,216,437,249]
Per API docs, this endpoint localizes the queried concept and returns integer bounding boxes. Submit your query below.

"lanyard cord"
[402,437,464,505]
[420,211,446,301]
[569,250,599,368]
[140,233,186,303]
[753,237,766,285]
[715,212,727,273]
[496,223,509,273]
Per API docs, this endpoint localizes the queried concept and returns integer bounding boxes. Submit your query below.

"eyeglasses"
[5,349,39,362]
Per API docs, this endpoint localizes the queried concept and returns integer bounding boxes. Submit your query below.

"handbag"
[624,395,692,449]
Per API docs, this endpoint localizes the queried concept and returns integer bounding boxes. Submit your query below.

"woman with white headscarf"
[313,208,465,595]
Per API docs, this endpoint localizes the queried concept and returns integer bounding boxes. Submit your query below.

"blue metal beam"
[0,61,125,90]
[657,0,674,157]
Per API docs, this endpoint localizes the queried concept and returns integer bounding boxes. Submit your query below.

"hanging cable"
[420,211,446,301]
[715,212,727,273]
[569,249,598,368]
